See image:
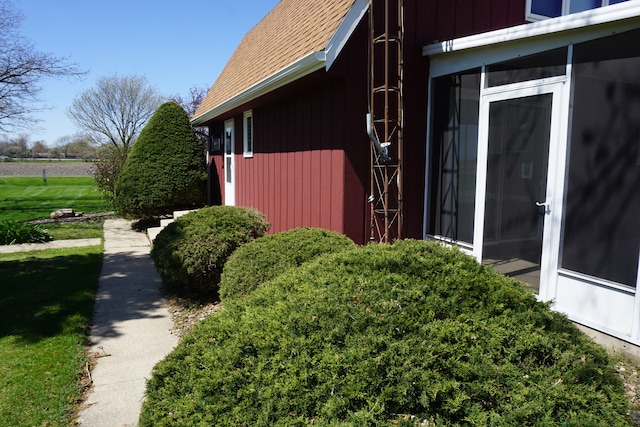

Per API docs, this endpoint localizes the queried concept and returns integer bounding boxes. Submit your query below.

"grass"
[0,176,109,223]
[46,220,105,240]
[0,245,103,426]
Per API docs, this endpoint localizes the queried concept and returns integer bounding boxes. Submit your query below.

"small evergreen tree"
[114,102,206,218]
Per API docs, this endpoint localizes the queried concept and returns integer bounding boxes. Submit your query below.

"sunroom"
[423,2,640,344]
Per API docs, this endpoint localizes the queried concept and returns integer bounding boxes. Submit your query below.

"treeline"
[0,134,97,160]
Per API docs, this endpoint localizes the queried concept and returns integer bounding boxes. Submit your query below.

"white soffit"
[423,1,640,78]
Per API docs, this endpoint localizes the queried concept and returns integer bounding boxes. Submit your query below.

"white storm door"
[224,119,236,206]
[474,82,564,297]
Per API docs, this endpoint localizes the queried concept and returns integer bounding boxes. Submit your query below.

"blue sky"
[10,0,280,145]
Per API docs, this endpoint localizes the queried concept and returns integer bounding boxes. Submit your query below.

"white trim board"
[423,1,640,78]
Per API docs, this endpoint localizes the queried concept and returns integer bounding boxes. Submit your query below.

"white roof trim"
[423,1,640,57]
[192,52,325,126]
[192,0,368,125]
[326,0,369,69]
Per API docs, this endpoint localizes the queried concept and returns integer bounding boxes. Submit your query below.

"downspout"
[366,112,391,162]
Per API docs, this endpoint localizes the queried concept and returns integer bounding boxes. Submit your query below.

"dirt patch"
[0,161,94,176]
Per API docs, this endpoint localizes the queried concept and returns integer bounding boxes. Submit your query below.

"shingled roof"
[192,0,360,124]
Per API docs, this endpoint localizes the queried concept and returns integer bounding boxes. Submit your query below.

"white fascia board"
[192,52,325,126]
[325,0,369,69]
[423,0,640,57]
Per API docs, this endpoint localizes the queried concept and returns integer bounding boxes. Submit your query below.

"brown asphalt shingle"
[193,0,355,120]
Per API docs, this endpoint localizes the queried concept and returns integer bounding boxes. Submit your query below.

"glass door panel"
[223,119,235,206]
[481,94,553,291]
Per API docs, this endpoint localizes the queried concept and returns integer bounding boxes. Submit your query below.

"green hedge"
[141,240,629,426]
[150,206,269,299]
[219,227,356,302]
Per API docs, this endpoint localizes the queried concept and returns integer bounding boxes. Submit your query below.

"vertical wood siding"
[230,77,352,238]
[207,0,527,244]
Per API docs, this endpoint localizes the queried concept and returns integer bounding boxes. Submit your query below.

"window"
[427,69,480,245]
[243,110,253,158]
[486,48,567,87]
[560,28,640,287]
[527,0,627,21]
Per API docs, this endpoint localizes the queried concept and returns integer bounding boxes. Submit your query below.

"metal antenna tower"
[368,0,404,243]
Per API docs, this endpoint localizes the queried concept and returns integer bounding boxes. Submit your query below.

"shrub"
[150,206,269,299]
[141,240,629,426]
[219,227,356,302]
[0,220,52,245]
[114,102,206,219]
[92,144,129,205]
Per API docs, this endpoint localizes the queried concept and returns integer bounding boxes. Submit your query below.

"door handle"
[536,201,551,214]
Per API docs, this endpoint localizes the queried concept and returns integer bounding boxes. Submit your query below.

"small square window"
[530,0,562,18]
[527,0,627,21]
[243,110,253,158]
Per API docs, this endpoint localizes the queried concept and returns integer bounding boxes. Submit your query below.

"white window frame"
[243,110,254,158]
[526,0,627,21]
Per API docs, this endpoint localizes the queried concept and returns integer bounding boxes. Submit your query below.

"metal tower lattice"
[368,0,404,243]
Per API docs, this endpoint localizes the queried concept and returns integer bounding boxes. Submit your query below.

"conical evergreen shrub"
[114,102,206,218]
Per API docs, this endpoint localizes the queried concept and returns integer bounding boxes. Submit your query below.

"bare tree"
[0,1,85,131]
[67,74,164,154]
[169,86,208,119]
[169,85,209,146]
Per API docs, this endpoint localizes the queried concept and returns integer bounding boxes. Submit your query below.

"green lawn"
[46,220,105,240]
[0,246,103,426]
[0,176,109,222]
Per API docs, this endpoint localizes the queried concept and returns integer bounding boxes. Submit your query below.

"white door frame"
[224,119,236,206]
[474,81,566,301]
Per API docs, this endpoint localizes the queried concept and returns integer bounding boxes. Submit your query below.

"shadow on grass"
[0,248,171,345]
[0,251,103,344]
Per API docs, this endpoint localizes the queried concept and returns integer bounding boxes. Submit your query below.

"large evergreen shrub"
[150,206,269,299]
[219,227,356,302]
[141,240,629,426]
[114,102,206,219]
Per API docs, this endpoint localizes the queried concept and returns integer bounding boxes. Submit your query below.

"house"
[193,0,640,347]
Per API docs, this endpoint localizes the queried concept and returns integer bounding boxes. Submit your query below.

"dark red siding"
[205,0,527,244]
[226,76,360,240]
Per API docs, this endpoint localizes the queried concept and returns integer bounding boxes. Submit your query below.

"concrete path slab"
[0,238,102,254]
[77,219,178,427]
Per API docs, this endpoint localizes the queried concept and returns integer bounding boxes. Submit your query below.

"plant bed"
[141,240,630,426]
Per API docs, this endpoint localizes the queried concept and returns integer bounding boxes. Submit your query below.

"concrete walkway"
[0,238,102,254]
[77,219,178,427]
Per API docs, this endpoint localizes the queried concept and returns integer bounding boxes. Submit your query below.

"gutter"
[192,51,326,126]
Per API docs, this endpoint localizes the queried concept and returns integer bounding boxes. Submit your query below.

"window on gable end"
[243,110,253,158]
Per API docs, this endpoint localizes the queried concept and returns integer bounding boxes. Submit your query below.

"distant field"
[0,176,109,222]
[0,161,93,177]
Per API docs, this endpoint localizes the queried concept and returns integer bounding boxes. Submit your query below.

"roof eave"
[422,0,640,57]
[192,51,326,126]
[325,0,369,69]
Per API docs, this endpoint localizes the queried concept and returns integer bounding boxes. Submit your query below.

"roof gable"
[193,0,357,123]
